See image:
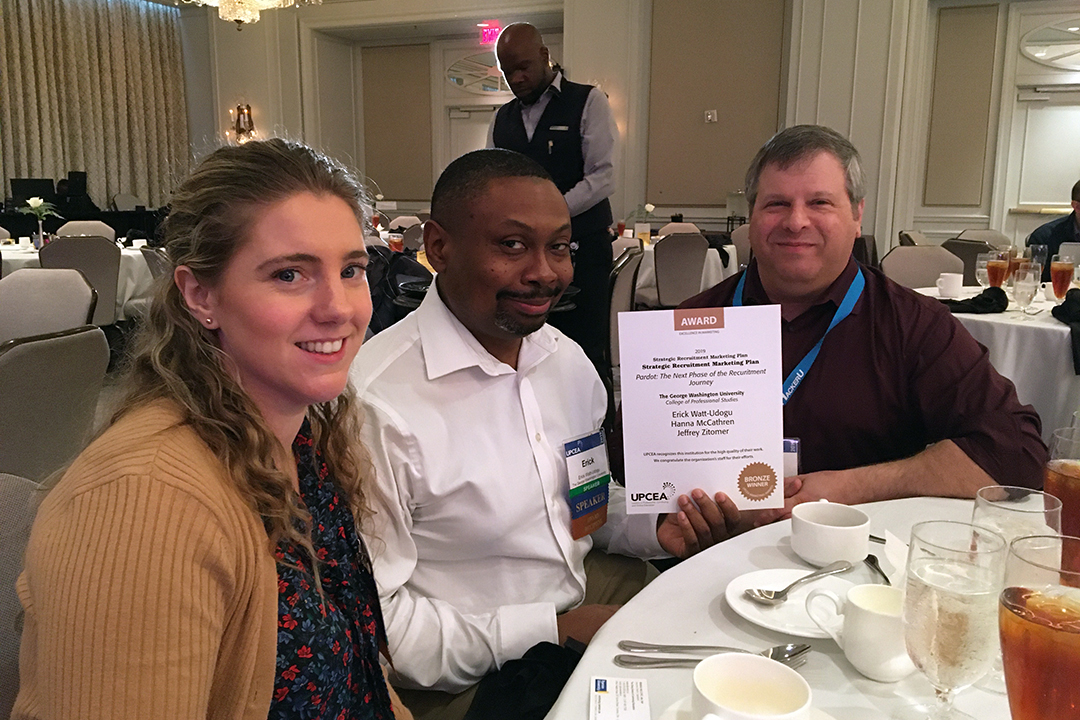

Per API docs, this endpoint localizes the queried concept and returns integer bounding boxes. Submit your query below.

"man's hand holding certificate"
[619,306,784,514]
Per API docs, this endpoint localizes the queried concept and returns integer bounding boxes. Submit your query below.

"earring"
[205,318,213,325]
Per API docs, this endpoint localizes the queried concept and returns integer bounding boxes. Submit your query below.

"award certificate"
[619,305,783,513]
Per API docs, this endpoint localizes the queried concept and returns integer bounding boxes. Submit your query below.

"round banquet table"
[916,286,1080,440]
[1,244,154,322]
[544,497,1011,720]
[634,245,736,309]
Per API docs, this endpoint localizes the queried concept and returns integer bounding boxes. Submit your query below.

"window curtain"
[0,0,189,209]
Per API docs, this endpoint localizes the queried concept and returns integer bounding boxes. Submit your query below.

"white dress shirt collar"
[417,282,559,380]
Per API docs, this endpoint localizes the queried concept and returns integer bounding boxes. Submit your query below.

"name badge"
[550,125,570,131]
[564,430,611,539]
[783,438,801,477]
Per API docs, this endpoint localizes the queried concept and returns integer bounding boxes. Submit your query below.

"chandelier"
[182,0,322,28]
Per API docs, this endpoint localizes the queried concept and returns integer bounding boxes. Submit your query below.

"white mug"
[1044,282,1058,301]
[936,272,963,299]
[18,236,31,248]
[790,500,870,567]
[692,653,811,720]
[805,584,916,683]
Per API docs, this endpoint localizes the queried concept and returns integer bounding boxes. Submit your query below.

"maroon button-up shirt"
[678,257,1047,487]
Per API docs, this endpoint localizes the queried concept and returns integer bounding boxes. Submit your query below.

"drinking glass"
[971,487,1062,692]
[1045,428,1080,538]
[986,251,1010,288]
[903,521,1006,719]
[1050,254,1075,301]
[1000,534,1080,720]
[1012,268,1040,317]
[974,252,992,289]
[1028,244,1049,272]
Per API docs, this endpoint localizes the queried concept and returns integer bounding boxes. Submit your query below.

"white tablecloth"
[1,245,154,322]
[635,245,737,308]
[916,287,1079,439]
[545,497,1009,720]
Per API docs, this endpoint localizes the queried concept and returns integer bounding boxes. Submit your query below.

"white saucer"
[658,695,836,720]
[724,568,855,639]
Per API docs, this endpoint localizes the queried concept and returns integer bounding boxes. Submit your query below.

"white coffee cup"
[936,272,963,298]
[790,500,870,567]
[1044,282,1057,301]
[18,236,31,248]
[805,584,916,683]
[692,653,812,720]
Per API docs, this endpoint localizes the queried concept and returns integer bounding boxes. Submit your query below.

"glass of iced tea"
[999,534,1080,720]
[1050,255,1075,301]
[986,251,1010,288]
[1045,428,1080,539]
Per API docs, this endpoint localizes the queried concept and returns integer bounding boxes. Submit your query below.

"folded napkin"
[938,286,1008,314]
[1051,288,1080,375]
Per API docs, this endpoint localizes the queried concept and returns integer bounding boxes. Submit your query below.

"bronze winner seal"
[737,462,777,501]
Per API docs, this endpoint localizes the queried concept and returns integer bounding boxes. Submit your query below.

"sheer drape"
[0,0,189,208]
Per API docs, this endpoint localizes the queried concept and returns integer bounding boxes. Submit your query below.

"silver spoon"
[864,553,891,586]
[743,560,853,606]
[613,643,810,669]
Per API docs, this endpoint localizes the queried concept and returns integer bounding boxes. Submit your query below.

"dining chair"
[653,233,710,308]
[853,235,880,269]
[942,238,996,286]
[612,234,641,257]
[1057,242,1080,260]
[608,248,644,372]
[0,472,46,720]
[0,226,9,240]
[402,223,424,251]
[389,215,422,231]
[0,268,97,344]
[657,221,701,236]
[0,325,109,483]
[39,236,120,325]
[880,245,964,288]
[957,228,1013,249]
[730,224,751,268]
[139,245,171,280]
[110,192,142,211]
[56,220,116,242]
[897,230,927,246]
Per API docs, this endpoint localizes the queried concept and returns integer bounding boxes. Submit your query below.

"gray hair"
[745,125,865,215]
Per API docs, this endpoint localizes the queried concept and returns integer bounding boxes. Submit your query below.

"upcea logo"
[631,482,675,502]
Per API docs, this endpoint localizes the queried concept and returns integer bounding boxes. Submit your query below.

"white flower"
[375,193,384,201]
[644,203,655,213]
[27,197,43,208]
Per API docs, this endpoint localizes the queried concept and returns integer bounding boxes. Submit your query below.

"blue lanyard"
[732,267,865,405]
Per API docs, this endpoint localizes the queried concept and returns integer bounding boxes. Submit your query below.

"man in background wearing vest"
[488,22,616,380]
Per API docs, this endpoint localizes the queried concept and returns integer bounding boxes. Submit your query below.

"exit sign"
[480,23,501,44]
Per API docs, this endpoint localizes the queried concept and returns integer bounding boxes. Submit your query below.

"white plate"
[658,695,836,720]
[724,568,855,639]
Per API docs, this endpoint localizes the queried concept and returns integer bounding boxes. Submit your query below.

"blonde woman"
[14,139,411,720]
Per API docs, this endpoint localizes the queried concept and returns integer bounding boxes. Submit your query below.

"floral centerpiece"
[19,197,63,248]
[625,202,655,225]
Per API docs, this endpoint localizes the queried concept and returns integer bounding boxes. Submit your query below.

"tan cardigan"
[14,401,410,720]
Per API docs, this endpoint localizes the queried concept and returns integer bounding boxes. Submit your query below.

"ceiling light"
[181,0,321,28]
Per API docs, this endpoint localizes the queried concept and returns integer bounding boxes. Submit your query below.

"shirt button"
[535,433,542,442]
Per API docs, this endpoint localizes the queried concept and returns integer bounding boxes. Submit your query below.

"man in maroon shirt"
[680,125,1046,518]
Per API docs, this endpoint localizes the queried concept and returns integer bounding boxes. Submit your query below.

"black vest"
[492,78,613,238]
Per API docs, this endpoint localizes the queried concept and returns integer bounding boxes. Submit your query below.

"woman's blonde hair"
[113,138,374,583]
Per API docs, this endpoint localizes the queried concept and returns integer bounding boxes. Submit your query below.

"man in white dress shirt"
[351,149,734,720]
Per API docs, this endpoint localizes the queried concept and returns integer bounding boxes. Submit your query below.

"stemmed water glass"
[1012,267,1040,318]
[902,521,1006,719]
[970,487,1062,693]
[974,252,992,290]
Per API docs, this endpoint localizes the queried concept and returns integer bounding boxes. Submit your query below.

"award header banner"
[619,305,784,513]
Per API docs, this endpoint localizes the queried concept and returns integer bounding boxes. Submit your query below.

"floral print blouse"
[267,421,394,720]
